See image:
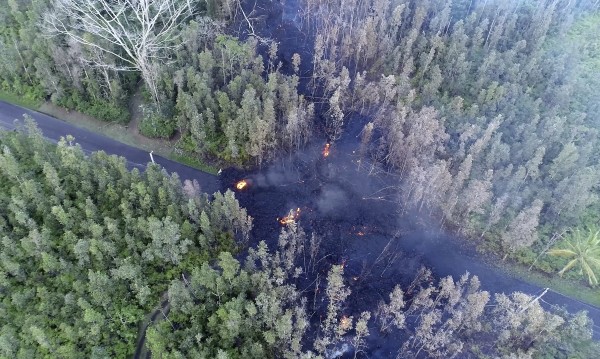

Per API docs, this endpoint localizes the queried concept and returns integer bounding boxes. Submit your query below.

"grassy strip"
[168,153,219,175]
[35,102,218,174]
[505,262,600,308]
[0,90,42,110]
[0,91,220,175]
[472,226,600,308]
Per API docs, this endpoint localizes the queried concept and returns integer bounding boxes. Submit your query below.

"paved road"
[401,231,600,338]
[0,100,220,194]
[1,100,599,341]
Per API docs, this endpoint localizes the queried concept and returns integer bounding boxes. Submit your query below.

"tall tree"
[45,0,197,104]
[501,199,543,258]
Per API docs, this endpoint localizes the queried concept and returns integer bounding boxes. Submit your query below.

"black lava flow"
[218,0,600,354]
[217,2,493,356]
[224,0,432,313]
[220,140,420,357]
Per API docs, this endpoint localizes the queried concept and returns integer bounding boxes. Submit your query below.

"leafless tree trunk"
[13,39,32,84]
[45,0,196,105]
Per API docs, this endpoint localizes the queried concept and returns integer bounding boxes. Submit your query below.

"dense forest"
[1,0,599,278]
[301,0,600,279]
[1,0,600,357]
[0,0,314,165]
[0,120,253,357]
[0,122,598,358]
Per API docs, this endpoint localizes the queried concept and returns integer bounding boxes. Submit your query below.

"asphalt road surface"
[1,100,599,341]
[0,100,220,194]
[400,231,600,339]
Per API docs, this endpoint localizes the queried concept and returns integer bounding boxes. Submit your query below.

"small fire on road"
[235,179,249,190]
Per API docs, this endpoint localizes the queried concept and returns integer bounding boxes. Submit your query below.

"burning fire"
[350,225,368,236]
[235,179,248,190]
[278,208,301,225]
[339,315,352,330]
[323,143,331,157]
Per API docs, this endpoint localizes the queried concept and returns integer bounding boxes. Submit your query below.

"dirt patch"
[127,83,149,141]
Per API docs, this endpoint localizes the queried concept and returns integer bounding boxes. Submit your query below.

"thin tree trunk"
[13,39,32,84]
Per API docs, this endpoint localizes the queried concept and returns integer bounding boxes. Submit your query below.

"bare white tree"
[45,0,197,105]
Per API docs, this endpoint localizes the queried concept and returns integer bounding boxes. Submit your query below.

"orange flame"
[323,143,331,157]
[340,315,352,330]
[278,208,301,225]
[236,180,248,190]
[350,225,368,236]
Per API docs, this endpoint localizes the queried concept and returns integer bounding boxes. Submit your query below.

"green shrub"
[0,88,43,109]
[177,132,199,154]
[0,79,45,107]
[84,100,130,123]
[54,90,130,123]
[514,248,536,266]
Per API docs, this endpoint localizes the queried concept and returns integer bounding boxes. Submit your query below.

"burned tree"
[45,0,197,105]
